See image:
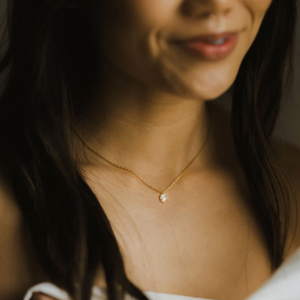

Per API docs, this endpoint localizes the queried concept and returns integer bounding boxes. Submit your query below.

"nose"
[181,0,236,19]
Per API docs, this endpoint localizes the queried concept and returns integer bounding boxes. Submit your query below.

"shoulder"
[0,176,48,300]
[270,137,300,259]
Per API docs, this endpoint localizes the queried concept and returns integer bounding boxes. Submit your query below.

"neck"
[74,61,229,187]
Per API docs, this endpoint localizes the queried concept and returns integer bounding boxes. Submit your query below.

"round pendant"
[159,193,168,203]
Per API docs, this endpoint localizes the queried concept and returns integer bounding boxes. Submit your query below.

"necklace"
[72,122,211,204]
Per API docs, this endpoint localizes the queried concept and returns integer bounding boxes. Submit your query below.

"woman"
[0,0,299,300]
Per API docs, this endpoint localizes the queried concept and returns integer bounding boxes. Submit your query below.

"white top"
[24,246,300,300]
[23,284,213,300]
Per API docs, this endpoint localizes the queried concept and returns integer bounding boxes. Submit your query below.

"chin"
[197,79,236,100]
[190,86,232,101]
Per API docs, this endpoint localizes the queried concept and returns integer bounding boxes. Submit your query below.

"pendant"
[159,193,168,203]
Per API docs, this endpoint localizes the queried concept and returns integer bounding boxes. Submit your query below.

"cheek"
[245,0,273,48]
[90,0,166,49]
[90,0,177,84]
[246,0,273,16]
[124,0,177,27]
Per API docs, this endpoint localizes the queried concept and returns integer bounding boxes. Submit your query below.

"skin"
[0,0,299,300]
[76,0,274,179]
[71,0,299,299]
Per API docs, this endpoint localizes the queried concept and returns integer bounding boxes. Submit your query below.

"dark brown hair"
[0,0,298,299]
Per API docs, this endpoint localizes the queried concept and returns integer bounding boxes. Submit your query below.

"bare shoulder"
[0,176,48,300]
[270,137,300,259]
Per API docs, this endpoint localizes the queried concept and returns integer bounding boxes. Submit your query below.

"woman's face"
[89,0,273,100]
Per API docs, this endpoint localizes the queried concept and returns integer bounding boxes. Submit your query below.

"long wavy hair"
[0,0,298,299]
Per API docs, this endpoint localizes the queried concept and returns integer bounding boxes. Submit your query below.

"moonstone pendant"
[159,193,168,203]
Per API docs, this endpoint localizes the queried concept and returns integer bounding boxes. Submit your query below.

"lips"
[173,31,239,44]
[172,32,240,61]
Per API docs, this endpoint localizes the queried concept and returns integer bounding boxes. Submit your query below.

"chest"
[86,166,273,300]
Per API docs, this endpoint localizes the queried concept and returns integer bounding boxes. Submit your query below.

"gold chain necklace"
[72,123,211,204]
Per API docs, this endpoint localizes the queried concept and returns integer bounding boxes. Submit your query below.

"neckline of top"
[93,286,215,300]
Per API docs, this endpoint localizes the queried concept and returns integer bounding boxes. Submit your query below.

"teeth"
[208,38,227,45]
